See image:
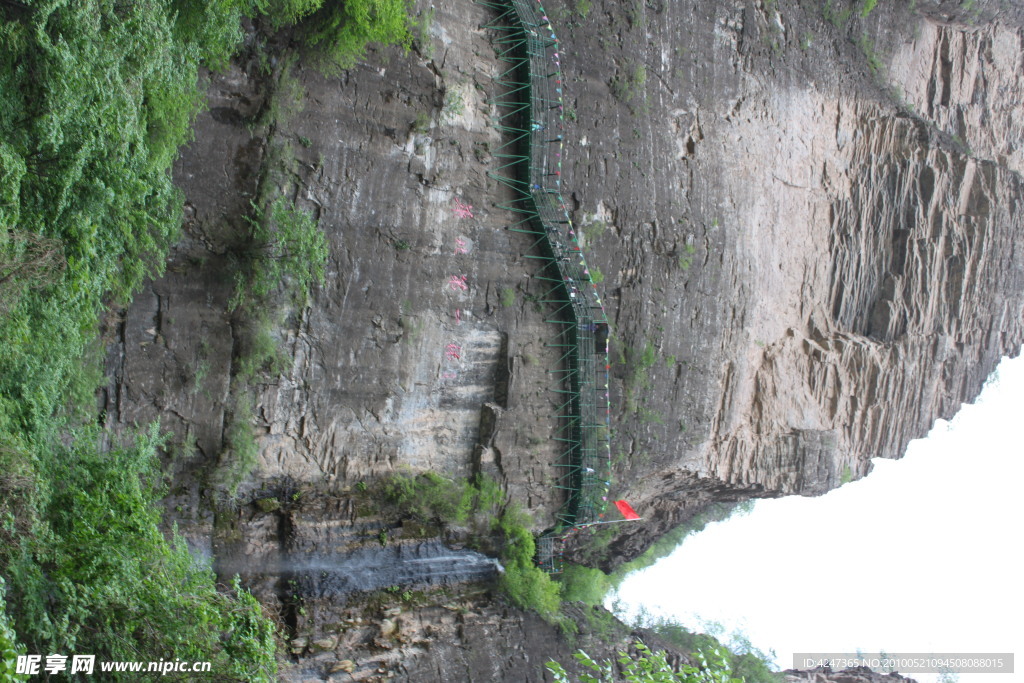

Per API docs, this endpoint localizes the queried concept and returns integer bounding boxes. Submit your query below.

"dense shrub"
[372,472,563,617]
[0,0,412,671]
[0,578,26,682]
[301,0,414,73]
[650,622,781,683]
[547,641,744,683]
[497,525,562,617]
[3,426,277,680]
[230,197,328,309]
[558,562,612,606]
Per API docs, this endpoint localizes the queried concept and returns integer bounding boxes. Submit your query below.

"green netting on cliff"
[480,0,615,572]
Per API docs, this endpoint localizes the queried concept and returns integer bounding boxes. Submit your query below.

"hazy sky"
[611,348,1024,683]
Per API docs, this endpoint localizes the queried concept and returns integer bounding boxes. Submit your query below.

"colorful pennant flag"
[613,500,640,520]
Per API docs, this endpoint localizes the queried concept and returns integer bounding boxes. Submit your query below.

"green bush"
[0,0,222,435]
[235,310,289,381]
[4,425,277,680]
[259,0,326,28]
[0,578,26,682]
[231,197,328,309]
[371,471,561,617]
[547,641,744,683]
[378,471,476,523]
[301,0,414,73]
[170,0,249,69]
[497,526,562,617]
[860,0,879,17]
[218,399,262,495]
[558,563,611,606]
[646,622,782,683]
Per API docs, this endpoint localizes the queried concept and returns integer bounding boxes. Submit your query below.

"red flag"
[613,500,640,520]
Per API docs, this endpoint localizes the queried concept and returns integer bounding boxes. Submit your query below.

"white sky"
[611,348,1024,683]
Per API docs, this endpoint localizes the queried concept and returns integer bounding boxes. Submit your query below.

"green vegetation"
[215,394,263,496]
[558,563,612,606]
[501,287,517,307]
[1,0,416,672]
[547,641,744,682]
[230,197,328,310]
[413,7,436,59]
[224,193,323,490]
[412,111,432,133]
[575,0,593,18]
[642,621,781,683]
[626,1,647,30]
[622,341,658,413]
[300,0,414,74]
[589,266,605,284]
[679,244,697,271]
[498,520,563,617]
[0,426,277,680]
[638,406,665,424]
[443,88,466,120]
[611,63,648,104]
[823,0,854,27]
[235,310,290,382]
[582,219,607,244]
[0,578,25,682]
[258,60,307,127]
[370,472,562,618]
[856,32,884,75]
[0,0,201,436]
[377,471,500,524]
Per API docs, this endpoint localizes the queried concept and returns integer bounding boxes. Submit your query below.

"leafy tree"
[4,425,278,681]
[559,562,612,606]
[648,621,781,683]
[0,0,205,432]
[230,196,328,308]
[301,0,414,73]
[497,524,562,617]
[547,642,744,683]
[170,0,250,69]
[258,0,325,28]
[0,578,27,682]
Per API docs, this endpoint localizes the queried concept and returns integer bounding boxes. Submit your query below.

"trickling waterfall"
[285,540,503,597]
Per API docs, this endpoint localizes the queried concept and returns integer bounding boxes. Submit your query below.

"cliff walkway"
[480,0,613,572]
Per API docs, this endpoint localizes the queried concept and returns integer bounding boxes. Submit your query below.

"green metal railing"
[480,0,614,572]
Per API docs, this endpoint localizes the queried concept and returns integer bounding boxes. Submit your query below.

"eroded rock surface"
[103,0,1024,675]
[785,667,917,683]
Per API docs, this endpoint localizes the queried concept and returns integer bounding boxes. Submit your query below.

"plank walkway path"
[479,0,614,572]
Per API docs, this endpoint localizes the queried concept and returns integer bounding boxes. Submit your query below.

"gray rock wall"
[104,0,1024,576]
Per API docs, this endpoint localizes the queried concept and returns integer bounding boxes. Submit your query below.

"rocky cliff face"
[785,667,917,683]
[102,0,1024,677]
[551,0,1024,565]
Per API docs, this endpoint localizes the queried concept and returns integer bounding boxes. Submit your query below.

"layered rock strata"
[103,0,1024,618]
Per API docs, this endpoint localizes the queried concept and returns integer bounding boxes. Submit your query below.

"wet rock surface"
[101,0,1024,677]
